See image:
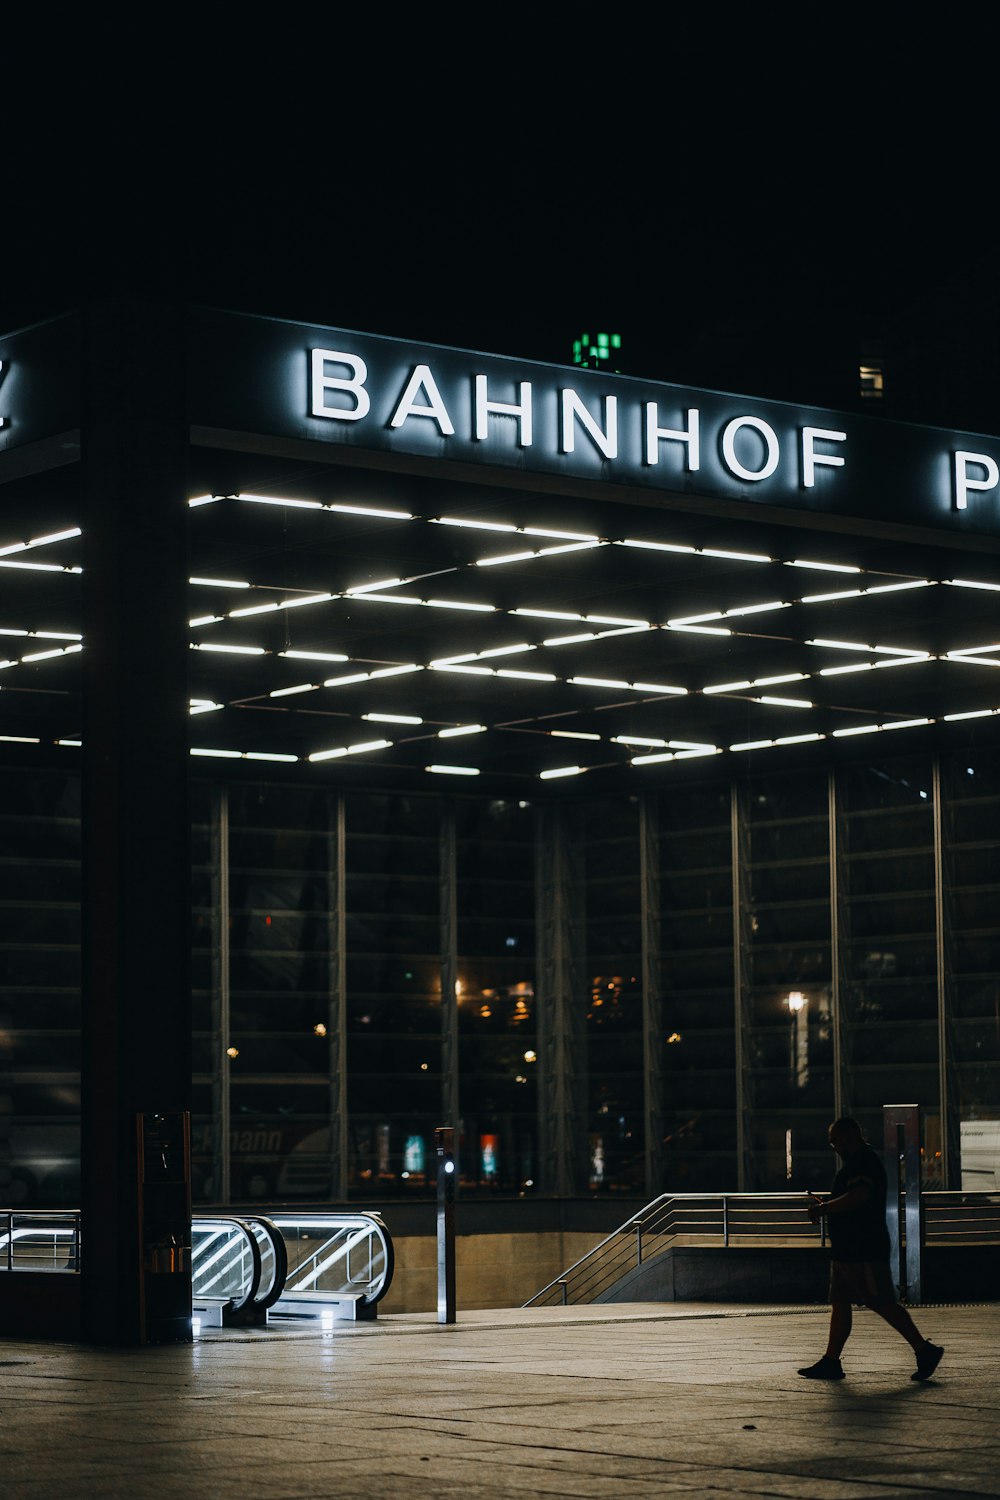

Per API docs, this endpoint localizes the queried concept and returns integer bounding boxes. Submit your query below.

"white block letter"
[560,390,618,459]
[474,376,532,447]
[801,426,847,488]
[390,364,455,435]
[954,450,1000,511]
[645,404,700,469]
[721,416,779,482]
[311,349,370,422]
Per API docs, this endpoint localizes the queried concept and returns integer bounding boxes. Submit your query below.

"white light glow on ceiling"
[786,559,861,574]
[539,765,585,779]
[496,669,557,681]
[346,578,406,595]
[551,730,601,740]
[424,598,495,612]
[280,650,349,663]
[309,738,393,763]
[666,623,732,636]
[191,643,266,655]
[438,724,487,737]
[426,763,480,776]
[189,576,251,589]
[364,712,423,725]
[325,502,412,520]
[269,683,317,697]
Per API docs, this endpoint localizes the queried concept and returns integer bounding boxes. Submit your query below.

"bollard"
[435,1126,456,1324]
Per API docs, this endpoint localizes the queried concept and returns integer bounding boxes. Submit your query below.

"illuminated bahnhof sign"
[188,309,1000,536]
[2,304,1000,786]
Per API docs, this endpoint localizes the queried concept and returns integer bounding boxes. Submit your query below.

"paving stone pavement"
[1,1302,998,1499]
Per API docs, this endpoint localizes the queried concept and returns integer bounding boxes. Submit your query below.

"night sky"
[3,16,994,419]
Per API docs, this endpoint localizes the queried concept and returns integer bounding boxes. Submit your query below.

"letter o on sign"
[721,416,780,482]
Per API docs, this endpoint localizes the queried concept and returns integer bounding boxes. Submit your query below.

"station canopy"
[3,454,1000,791]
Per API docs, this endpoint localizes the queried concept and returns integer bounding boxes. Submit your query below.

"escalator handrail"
[269,1211,394,1307]
[241,1216,288,1310]
[192,1215,261,1314]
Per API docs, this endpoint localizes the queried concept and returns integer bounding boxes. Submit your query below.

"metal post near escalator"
[883,1104,923,1304]
[435,1126,456,1324]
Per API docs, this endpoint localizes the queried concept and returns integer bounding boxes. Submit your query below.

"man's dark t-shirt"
[827,1143,891,1262]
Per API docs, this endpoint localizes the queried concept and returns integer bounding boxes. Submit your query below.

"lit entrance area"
[1,304,999,1340]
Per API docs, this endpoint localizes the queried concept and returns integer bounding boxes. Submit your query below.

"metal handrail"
[524,1193,829,1308]
[191,1216,261,1313]
[525,1188,1000,1307]
[270,1213,394,1306]
[0,1211,81,1273]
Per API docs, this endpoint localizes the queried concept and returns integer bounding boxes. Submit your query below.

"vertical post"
[639,794,663,1198]
[827,771,846,1119]
[932,760,957,1188]
[730,785,750,1190]
[535,803,586,1196]
[328,793,348,1201]
[439,803,460,1154]
[435,1125,456,1323]
[80,297,191,1345]
[210,787,230,1205]
[883,1103,924,1303]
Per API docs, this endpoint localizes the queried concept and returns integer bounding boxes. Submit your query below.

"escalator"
[2,1208,394,1333]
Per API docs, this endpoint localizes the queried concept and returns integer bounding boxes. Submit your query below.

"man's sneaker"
[911,1341,944,1381]
[797,1355,845,1380]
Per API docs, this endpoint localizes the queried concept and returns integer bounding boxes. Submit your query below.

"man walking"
[798,1116,944,1381]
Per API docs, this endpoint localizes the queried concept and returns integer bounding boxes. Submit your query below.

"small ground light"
[420,1062,428,1070]
[226,1046,239,1058]
[786,992,806,1012]
[666,1032,682,1044]
[313,1023,327,1037]
[524,1049,537,1062]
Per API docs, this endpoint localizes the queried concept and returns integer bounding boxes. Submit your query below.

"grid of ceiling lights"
[3,501,1000,779]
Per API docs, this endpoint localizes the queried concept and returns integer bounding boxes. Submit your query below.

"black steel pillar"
[210,787,231,1204]
[883,1103,924,1303]
[535,802,587,1196]
[439,802,460,1150]
[730,784,751,1190]
[80,298,192,1344]
[327,793,348,1201]
[435,1125,456,1323]
[638,794,663,1197]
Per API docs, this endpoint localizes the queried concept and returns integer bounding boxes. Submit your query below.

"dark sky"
[4,16,993,413]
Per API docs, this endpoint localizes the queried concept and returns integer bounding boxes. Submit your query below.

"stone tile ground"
[2,1303,997,1498]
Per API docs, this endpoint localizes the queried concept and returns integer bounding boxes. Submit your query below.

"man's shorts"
[829,1260,897,1306]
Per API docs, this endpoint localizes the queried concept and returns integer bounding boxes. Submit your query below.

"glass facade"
[4,750,1000,1204]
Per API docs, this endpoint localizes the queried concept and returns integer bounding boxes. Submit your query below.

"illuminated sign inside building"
[188,310,1000,538]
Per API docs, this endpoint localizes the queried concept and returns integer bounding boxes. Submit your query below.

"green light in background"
[571,330,623,370]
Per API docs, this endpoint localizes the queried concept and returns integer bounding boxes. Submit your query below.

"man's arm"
[808,1181,872,1222]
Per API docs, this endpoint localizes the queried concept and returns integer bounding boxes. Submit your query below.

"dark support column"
[828,771,846,1119]
[883,1103,924,1303]
[639,794,663,1197]
[932,760,959,1189]
[328,793,348,1202]
[439,803,460,1148]
[535,802,587,1197]
[730,785,751,1191]
[210,788,231,1204]
[80,299,191,1345]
